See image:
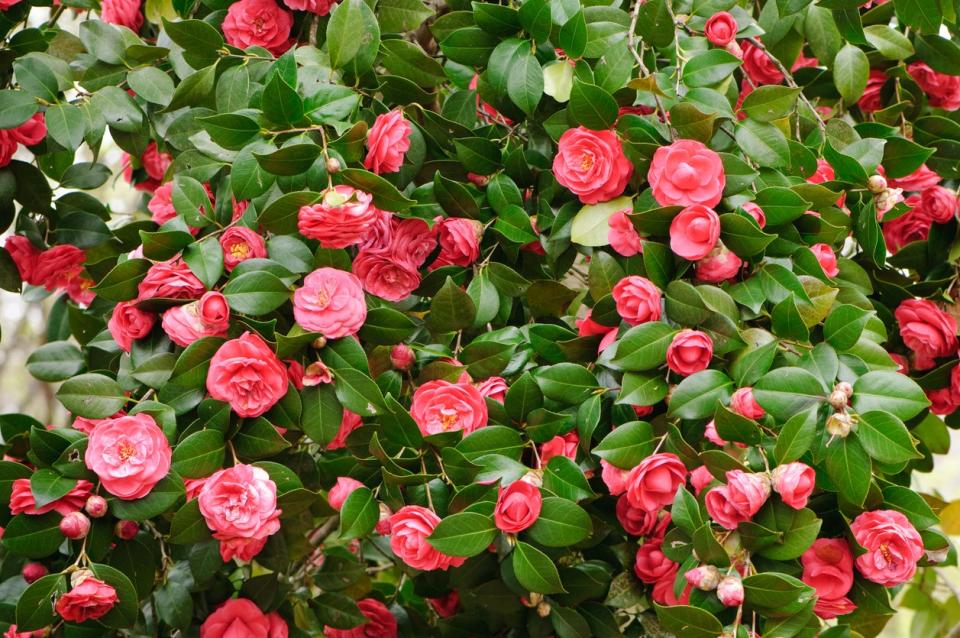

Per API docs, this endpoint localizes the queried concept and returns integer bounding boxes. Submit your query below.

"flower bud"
[70,568,94,588]
[927,547,950,564]
[835,381,853,398]
[536,601,551,617]
[685,565,721,591]
[84,495,108,518]
[826,412,853,439]
[325,157,341,174]
[716,575,744,607]
[21,562,48,584]
[523,593,543,607]
[867,174,887,193]
[312,336,328,349]
[375,503,393,535]
[520,470,544,488]
[114,520,139,540]
[60,512,90,540]
[828,390,848,410]
[390,344,415,371]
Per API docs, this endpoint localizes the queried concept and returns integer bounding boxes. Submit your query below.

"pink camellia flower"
[138,258,206,300]
[200,598,272,638]
[612,275,662,326]
[801,538,856,619]
[704,12,737,46]
[9,478,93,516]
[220,226,267,272]
[717,576,744,607]
[850,509,924,586]
[652,565,692,606]
[365,110,412,174]
[920,186,958,223]
[625,453,687,511]
[730,387,765,420]
[388,505,466,571]
[576,310,618,352]
[430,218,483,269]
[328,410,362,449]
[84,413,172,500]
[298,186,377,248]
[552,127,633,204]
[616,495,660,536]
[601,460,630,496]
[293,267,367,339]
[219,536,271,563]
[4,236,39,285]
[32,245,86,293]
[705,470,771,530]
[908,62,960,111]
[894,298,958,368]
[108,301,156,353]
[198,464,281,550]
[704,420,729,447]
[634,539,675,583]
[883,204,933,254]
[475,376,508,402]
[741,202,766,227]
[124,142,173,192]
[889,164,941,191]
[928,387,957,415]
[810,243,839,277]
[268,612,288,638]
[648,139,725,207]
[390,344,415,370]
[387,217,437,266]
[207,332,289,417]
[147,182,180,227]
[608,209,643,256]
[55,574,118,623]
[666,329,713,376]
[301,361,333,387]
[353,251,421,302]
[222,0,293,56]
[859,70,887,112]
[328,477,364,510]
[325,598,397,638]
[100,0,143,31]
[161,291,230,347]
[771,462,815,509]
[741,41,783,84]
[410,380,488,437]
[539,432,578,466]
[198,291,230,332]
[282,0,338,15]
[670,205,721,261]
[9,112,45,147]
[427,591,459,619]
[685,565,721,591]
[690,465,714,495]
[695,245,743,282]
[494,480,542,533]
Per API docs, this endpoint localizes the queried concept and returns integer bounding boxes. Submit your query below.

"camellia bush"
[1,0,960,634]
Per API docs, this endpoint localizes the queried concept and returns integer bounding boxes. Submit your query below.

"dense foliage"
[0,0,959,635]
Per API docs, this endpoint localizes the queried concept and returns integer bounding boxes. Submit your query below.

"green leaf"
[654,604,724,638]
[427,277,477,333]
[618,372,669,406]
[720,213,776,258]
[736,119,790,168]
[92,258,151,302]
[183,238,224,290]
[825,435,872,506]
[57,373,126,418]
[570,196,633,246]
[753,187,811,226]
[833,44,869,103]
[512,541,566,594]
[611,322,677,371]
[507,44,543,116]
[714,406,762,445]
[222,271,290,314]
[109,473,185,521]
[753,368,826,422]
[89,563,139,628]
[26,341,84,382]
[428,511,497,556]
[852,371,929,420]
[742,573,815,611]
[894,0,942,33]
[0,90,38,129]
[823,304,872,351]
[169,498,213,544]
[200,113,260,150]
[526,497,591,547]
[2,513,64,558]
[339,486,378,539]
[518,0,551,42]
[338,168,416,211]
[30,469,76,508]
[46,103,86,151]
[327,0,369,67]
[127,67,174,105]
[15,574,66,631]
[559,11,588,58]
[668,370,734,420]
[856,411,921,464]
[301,384,343,447]
[331,367,385,416]
[172,429,225,478]
[568,80,618,130]
[863,25,915,59]
[536,363,599,404]
[682,49,742,88]
[740,86,801,123]
[914,34,960,74]
[592,420,657,468]
[378,0,433,32]
[254,144,321,176]
[774,407,818,464]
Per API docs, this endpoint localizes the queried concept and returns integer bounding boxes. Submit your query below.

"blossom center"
[580,153,595,171]
[440,408,459,430]
[674,162,698,188]
[117,440,136,462]
[230,242,250,259]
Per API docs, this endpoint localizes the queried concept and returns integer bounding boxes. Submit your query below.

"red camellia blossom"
[0,113,46,168]
[282,0,338,14]
[55,574,118,623]
[894,298,958,369]
[220,226,267,271]
[431,218,483,269]
[222,0,293,56]
[198,464,281,556]
[648,139,725,207]
[666,329,713,376]
[298,186,377,248]
[365,110,412,174]
[293,267,367,339]
[634,538,675,583]
[771,462,816,509]
[325,598,397,638]
[652,564,692,605]
[32,245,86,293]
[161,291,230,347]
[100,0,143,31]
[850,510,924,586]
[625,453,687,511]
[705,470,771,530]
[388,505,466,571]
[730,387,765,420]
[889,164,941,191]
[608,209,643,256]
[328,477,364,510]
[810,243,839,277]
[741,201,766,227]
[540,431,578,466]
[493,480,542,533]
[138,258,206,300]
[704,12,737,46]
[4,236,39,284]
[741,41,783,84]
[920,185,958,223]
[616,495,662,536]
[410,380,488,436]
[552,127,633,204]
[9,478,93,516]
[207,331,289,417]
[859,69,887,112]
[669,205,721,261]
[908,62,960,111]
[695,246,742,282]
[85,413,172,500]
[801,538,857,619]
[883,204,932,254]
[200,598,278,638]
[690,465,714,495]
[328,410,362,450]
[108,300,156,352]
[475,376,508,402]
[612,275,662,325]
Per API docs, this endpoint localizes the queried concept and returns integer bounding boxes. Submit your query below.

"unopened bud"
[716,576,744,607]
[826,412,853,439]
[84,495,108,518]
[867,174,887,193]
[312,336,327,349]
[536,601,551,617]
[325,157,341,174]
[60,512,90,540]
[927,547,950,564]
[524,592,543,607]
[466,172,489,187]
[520,470,544,488]
[835,381,853,398]
[114,520,139,540]
[21,562,48,584]
[685,565,721,591]
[375,503,393,535]
[828,390,848,410]
[390,344,415,371]
[70,569,94,588]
